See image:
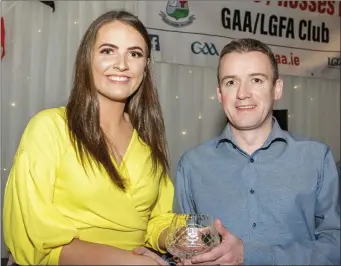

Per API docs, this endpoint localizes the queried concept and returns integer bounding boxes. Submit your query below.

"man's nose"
[236,83,251,99]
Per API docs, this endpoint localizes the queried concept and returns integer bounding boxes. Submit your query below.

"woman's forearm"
[158,228,169,251]
[59,239,160,265]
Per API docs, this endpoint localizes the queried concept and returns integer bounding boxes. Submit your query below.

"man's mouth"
[236,105,256,110]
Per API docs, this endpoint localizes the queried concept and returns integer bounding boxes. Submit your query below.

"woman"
[3,10,174,265]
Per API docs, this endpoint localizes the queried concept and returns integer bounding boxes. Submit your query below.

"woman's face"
[92,20,148,103]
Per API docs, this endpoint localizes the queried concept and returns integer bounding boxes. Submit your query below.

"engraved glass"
[165,214,220,260]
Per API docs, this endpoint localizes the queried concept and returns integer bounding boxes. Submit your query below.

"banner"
[144,0,340,79]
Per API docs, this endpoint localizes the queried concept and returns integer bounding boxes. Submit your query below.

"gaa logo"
[191,41,219,56]
[328,57,340,68]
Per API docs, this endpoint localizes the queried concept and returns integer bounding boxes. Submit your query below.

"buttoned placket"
[234,144,260,236]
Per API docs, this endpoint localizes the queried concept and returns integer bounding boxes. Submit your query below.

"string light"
[175,96,179,99]
[11,102,16,107]
[310,97,314,101]
[189,70,192,74]
[198,115,202,119]
[293,85,298,89]
[74,21,78,24]
[182,131,187,135]
[211,96,215,100]
[3,168,7,171]
[38,29,41,33]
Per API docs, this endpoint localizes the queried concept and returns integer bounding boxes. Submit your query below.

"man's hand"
[184,219,244,265]
[132,247,170,265]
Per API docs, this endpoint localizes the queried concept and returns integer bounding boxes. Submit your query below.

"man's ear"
[217,86,222,104]
[274,79,283,100]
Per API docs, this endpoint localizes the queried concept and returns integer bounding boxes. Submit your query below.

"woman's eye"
[130,51,143,58]
[100,48,114,55]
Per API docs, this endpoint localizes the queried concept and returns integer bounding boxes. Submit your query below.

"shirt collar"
[216,117,288,148]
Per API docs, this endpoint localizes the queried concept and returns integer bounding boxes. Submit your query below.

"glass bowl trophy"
[165,214,220,260]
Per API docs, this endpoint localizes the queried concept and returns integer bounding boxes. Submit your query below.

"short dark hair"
[217,38,278,85]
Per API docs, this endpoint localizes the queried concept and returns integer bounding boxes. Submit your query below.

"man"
[174,38,340,265]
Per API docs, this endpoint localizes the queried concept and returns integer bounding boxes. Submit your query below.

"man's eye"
[253,78,263,84]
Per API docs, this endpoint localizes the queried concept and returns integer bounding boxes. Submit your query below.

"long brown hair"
[66,10,169,191]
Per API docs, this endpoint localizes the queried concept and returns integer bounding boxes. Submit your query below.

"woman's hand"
[133,247,170,265]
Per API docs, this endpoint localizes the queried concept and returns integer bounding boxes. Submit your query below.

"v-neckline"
[116,129,136,169]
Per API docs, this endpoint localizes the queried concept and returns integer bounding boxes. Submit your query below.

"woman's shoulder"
[28,106,66,127]
[22,106,68,142]
[31,106,66,122]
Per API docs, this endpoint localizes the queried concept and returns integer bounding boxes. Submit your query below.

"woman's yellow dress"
[3,107,174,265]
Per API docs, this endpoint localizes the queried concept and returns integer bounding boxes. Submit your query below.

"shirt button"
[252,222,257,228]
[250,158,254,163]
[250,189,255,194]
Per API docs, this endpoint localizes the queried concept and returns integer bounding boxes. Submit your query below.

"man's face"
[217,51,283,131]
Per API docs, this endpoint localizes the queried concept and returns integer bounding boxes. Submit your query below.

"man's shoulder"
[286,131,329,150]
[284,131,331,160]
[179,137,220,164]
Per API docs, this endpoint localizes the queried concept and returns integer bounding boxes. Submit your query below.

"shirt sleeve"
[244,147,340,265]
[145,173,174,253]
[3,111,79,265]
[174,155,197,214]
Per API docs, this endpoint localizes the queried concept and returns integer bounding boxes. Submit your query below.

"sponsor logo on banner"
[159,0,196,28]
[191,41,219,56]
[149,34,161,51]
[327,57,340,68]
[275,53,300,66]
